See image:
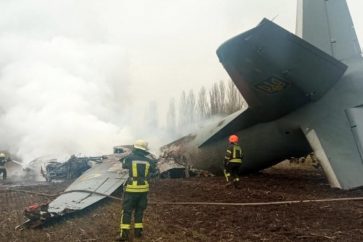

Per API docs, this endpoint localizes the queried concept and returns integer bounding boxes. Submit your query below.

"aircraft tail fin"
[296,0,361,60]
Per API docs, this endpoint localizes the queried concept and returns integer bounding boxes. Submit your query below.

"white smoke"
[0,0,304,162]
[0,1,134,162]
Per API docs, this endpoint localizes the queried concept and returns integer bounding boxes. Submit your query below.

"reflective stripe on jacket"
[122,149,156,193]
[224,144,243,163]
[125,160,150,192]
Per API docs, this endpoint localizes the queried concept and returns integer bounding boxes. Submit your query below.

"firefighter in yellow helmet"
[224,135,243,188]
[116,140,157,241]
[0,153,8,180]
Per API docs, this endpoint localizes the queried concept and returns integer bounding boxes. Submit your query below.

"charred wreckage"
[15,146,209,230]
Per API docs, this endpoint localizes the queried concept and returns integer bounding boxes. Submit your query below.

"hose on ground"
[2,188,363,206]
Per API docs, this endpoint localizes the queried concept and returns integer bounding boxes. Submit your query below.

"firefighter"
[224,135,243,188]
[116,139,157,241]
[0,153,8,180]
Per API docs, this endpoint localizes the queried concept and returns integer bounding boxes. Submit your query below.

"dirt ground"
[1,169,363,242]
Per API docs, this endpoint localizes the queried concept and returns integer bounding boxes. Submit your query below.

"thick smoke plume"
[0,1,134,162]
[0,0,304,163]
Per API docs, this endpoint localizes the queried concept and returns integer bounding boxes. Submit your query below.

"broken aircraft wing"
[48,154,128,214]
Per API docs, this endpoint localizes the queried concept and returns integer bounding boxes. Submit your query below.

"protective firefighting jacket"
[122,149,157,193]
[224,143,243,164]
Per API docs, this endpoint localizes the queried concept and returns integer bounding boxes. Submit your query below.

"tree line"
[166,79,245,135]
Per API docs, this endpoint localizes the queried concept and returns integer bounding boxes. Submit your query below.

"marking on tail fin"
[255,77,290,94]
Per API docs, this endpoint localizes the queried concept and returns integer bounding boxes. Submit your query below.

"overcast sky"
[125,0,363,115]
[0,0,362,160]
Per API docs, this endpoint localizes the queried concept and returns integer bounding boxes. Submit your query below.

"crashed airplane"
[162,0,363,189]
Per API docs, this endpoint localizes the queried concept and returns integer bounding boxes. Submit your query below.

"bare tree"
[175,80,244,130]
[219,80,226,114]
[186,90,196,123]
[178,90,188,128]
[209,82,219,116]
[197,86,209,120]
[225,79,245,114]
[209,81,226,115]
[166,98,176,134]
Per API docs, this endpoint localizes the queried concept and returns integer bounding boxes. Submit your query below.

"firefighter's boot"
[115,230,129,241]
[233,177,240,189]
[135,228,143,238]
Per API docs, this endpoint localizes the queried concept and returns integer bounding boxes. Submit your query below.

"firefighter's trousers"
[224,162,241,182]
[0,168,6,180]
[120,192,148,236]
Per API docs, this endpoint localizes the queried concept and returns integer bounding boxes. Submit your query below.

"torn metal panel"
[158,159,185,174]
[42,155,97,182]
[158,158,186,178]
[16,153,130,230]
[158,152,213,178]
[48,154,128,214]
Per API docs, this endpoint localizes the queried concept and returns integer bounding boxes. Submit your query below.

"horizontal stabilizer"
[198,107,257,147]
[217,19,347,122]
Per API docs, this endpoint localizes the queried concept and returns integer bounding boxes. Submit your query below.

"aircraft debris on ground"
[41,155,104,182]
[14,143,215,229]
[158,150,213,178]
[16,151,130,230]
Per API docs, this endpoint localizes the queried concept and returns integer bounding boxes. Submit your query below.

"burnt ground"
[1,169,363,242]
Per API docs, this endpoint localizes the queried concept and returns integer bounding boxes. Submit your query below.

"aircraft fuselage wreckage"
[162,0,363,189]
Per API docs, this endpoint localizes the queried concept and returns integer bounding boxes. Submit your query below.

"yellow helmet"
[133,139,148,151]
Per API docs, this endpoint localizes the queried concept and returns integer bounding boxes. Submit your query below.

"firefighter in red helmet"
[223,134,243,188]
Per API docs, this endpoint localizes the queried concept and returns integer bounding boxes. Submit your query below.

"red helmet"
[229,134,239,143]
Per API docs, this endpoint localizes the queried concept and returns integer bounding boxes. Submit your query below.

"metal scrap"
[158,148,213,178]
[17,153,129,229]
[41,155,103,182]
